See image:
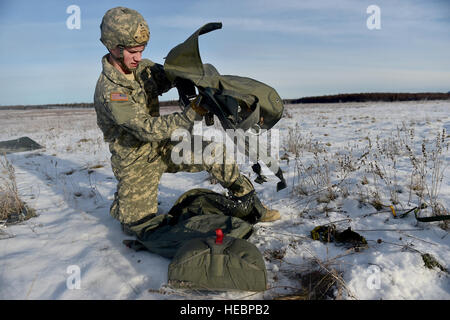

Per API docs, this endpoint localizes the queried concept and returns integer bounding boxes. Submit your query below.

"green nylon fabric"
[163,22,287,192]
[128,188,266,259]
[163,22,284,131]
[0,137,44,154]
[168,235,267,292]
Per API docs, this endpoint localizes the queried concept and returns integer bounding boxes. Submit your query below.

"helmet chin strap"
[110,45,135,74]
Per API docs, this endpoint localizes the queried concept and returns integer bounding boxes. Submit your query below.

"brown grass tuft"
[274,268,343,300]
[0,155,36,224]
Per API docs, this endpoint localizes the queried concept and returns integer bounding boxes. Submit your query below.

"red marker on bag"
[215,228,224,244]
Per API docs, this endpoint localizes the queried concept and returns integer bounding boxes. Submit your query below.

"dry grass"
[285,121,448,227]
[0,155,36,224]
[405,129,449,228]
[272,253,355,301]
[274,268,342,300]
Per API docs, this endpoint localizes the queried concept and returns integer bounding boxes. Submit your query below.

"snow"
[0,101,449,300]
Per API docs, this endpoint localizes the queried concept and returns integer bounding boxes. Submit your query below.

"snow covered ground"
[0,101,449,300]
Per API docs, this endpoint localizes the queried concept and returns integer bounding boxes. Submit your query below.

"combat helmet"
[100,7,150,70]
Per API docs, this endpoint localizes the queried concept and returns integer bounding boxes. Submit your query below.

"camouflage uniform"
[94,55,254,225]
[94,7,254,225]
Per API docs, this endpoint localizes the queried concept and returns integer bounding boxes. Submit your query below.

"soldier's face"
[123,45,145,70]
[110,45,145,72]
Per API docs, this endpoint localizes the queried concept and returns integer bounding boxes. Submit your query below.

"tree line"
[283,92,450,104]
[0,100,180,110]
[1,92,449,110]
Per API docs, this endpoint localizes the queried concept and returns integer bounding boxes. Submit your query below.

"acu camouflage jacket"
[94,55,201,169]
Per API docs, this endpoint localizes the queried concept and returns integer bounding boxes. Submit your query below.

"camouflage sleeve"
[106,92,202,142]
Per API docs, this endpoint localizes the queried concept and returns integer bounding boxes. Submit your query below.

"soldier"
[94,7,280,236]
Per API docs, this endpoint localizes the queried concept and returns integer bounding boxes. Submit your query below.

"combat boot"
[121,223,135,236]
[121,213,157,237]
[260,205,281,222]
[229,175,281,222]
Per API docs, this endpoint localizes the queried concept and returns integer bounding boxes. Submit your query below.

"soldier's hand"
[190,96,208,116]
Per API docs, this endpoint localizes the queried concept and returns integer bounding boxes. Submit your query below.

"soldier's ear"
[109,47,119,56]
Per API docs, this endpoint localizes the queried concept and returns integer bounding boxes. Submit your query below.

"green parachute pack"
[168,229,268,292]
[123,188,265,258]
[164,22,287,191]
[123,188,268,291]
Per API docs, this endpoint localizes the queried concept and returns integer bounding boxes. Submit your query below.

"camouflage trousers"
[110,138,255,225]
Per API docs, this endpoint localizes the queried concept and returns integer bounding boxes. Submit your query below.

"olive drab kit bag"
[168,229,267,292]
[123,188,269,292]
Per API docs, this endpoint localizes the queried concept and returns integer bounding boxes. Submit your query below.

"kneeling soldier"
[94,7,280,235]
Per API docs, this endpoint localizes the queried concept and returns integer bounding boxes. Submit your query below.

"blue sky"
[0,0,449,105]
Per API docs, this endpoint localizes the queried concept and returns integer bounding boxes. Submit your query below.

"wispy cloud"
[1,0,449,105]
[153,15,341,36]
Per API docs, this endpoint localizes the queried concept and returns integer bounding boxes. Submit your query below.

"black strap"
[252,163,268,184]
[399,204,450,222]
[174,85,287,191]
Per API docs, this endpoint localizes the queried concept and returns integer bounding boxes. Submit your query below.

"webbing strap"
[199,87,286,191]
[399,204,450,222]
